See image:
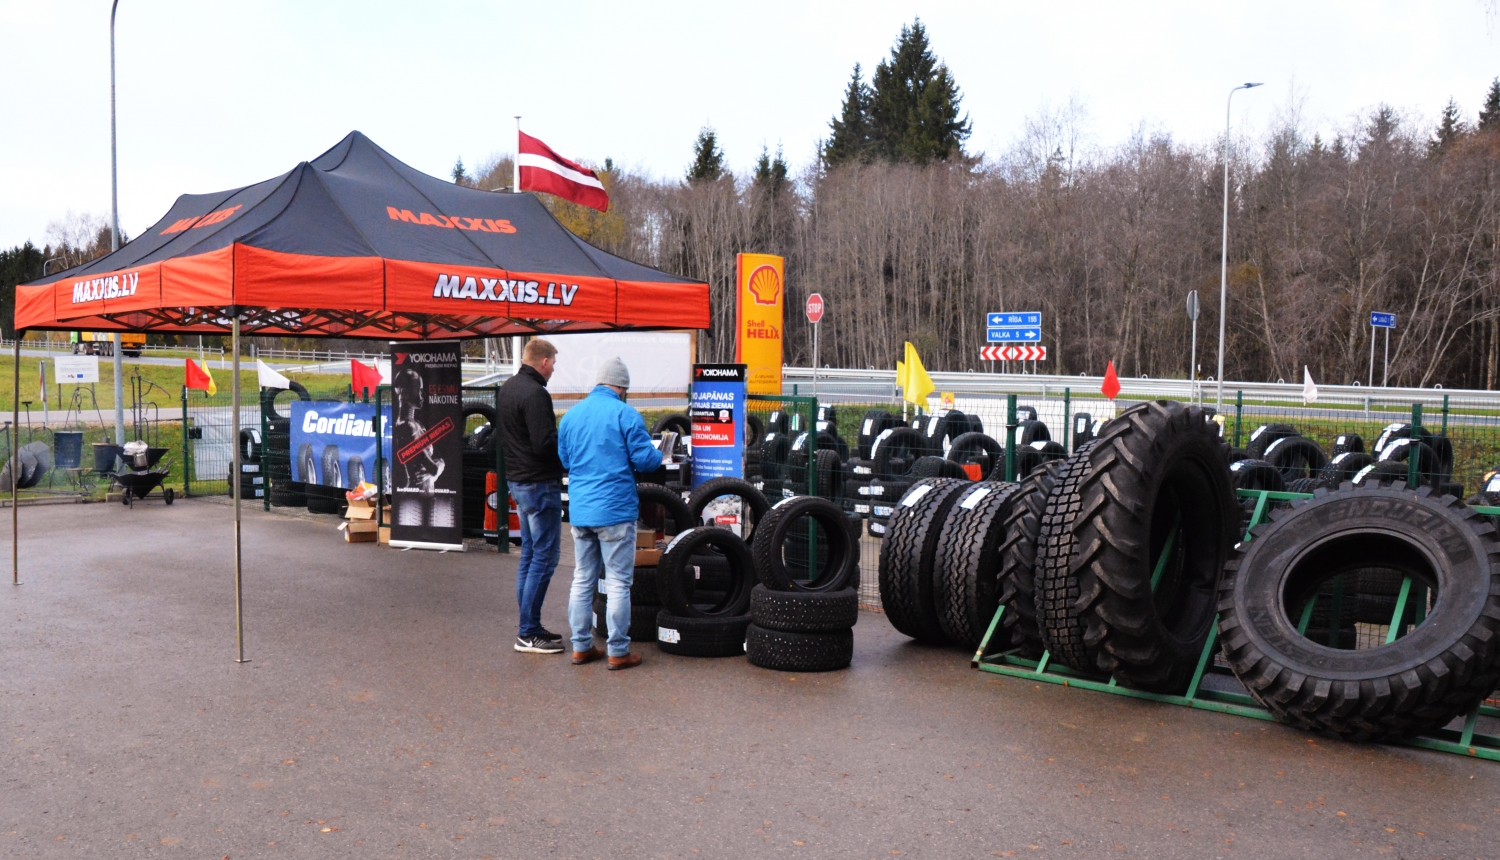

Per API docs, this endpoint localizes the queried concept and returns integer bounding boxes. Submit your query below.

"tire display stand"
[972,487,1500,762]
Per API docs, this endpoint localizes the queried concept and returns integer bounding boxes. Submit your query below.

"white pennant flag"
[1302,365,1319,403]
[257,359,291,390]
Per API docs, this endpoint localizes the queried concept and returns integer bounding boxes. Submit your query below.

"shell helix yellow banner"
[734,253,784,395]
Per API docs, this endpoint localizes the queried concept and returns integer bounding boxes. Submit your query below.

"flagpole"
[512,116,523,374]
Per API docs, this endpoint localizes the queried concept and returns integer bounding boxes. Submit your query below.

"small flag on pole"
[352,359,383,398]
[184,359,217,396]
[901,342,935,406]
[1101,360,1121,400]
[256,359,291,390]
[1302,365,1319,403]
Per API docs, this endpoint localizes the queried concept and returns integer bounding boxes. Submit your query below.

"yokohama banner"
[388,340,465,551]
[734,253,784,395]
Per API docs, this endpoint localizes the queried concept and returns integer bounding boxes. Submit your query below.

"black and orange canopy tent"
[17,130,709,337]
[12,132,709,661]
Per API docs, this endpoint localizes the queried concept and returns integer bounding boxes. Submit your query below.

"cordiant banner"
[735,253,784,395]
[388,340,465,551]
[290,401,393,489]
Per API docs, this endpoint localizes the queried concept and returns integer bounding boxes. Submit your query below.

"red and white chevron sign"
[981,345,1047,361]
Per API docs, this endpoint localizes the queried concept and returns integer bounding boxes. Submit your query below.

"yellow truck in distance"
[71,331,144,357]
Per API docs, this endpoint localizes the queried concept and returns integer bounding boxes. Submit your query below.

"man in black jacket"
[497,338,566,654]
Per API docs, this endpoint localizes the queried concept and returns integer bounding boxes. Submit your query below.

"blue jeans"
[511,480,563,639]
[568,521,636,657]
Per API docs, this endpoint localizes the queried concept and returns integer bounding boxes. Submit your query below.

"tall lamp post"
[1215,82,1262,411]
[109,0,125,445]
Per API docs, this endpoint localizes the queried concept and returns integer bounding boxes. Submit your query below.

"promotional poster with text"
[388,340,465,550]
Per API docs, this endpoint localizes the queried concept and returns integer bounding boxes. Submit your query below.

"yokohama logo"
[72,271,139,304]
[980,345,1046,361]
[432,274,578,306]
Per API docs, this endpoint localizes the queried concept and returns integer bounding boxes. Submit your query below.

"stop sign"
[805,293,825,324]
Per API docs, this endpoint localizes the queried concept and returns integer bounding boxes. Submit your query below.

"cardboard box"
[635,548,661,567]
[345,498,376,521]
[339,520,378,543]
[378,526,391,545]
[636,528,657,549]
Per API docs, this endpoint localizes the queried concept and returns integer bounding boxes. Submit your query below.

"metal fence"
[731,379,1500,612]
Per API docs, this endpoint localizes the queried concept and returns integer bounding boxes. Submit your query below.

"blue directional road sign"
[987,312,1041,327]
[1370,311,1396,329]
[988,327,1042,342]
[987,311,1042,343]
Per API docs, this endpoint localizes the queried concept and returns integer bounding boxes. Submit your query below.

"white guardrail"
[781,367,1500,411]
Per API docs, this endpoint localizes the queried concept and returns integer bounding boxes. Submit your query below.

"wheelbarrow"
[114,465,175,507]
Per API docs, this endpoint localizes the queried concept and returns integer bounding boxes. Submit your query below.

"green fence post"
[261,386,270,512]
[1062,388,1071,453]
[1234,390,1244,449]
[1442,394,1449,437]
[1409,403,1423,488]
[181,386,191,498]
[1005,394,1018,482]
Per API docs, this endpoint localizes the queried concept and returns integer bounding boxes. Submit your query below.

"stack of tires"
[237,429,265,500]
[461,404,499,536]
[1361,422,1460,495]
[858,424,927,537]
[261,382,310,508]
[746,496,861,671]
[652,525,757,658]
[754,411,792,499]
[594,483,695,643]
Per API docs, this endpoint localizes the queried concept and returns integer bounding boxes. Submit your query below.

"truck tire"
[933,481,1024,650]
[1219,484,1500,740]
[995,461,1066,656]
[1034,441,1101,672]
[1070,401,1238,692]
[876,478,970,644]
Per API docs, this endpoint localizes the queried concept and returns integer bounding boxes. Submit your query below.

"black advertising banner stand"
[388,340,465,551]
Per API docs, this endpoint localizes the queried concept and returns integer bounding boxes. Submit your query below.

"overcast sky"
[2,1,1496,252]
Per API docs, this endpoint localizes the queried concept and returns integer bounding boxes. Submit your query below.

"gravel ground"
[2,497,1498,859]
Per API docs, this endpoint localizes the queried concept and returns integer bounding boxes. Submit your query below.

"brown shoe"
[607,653,642,671]
[572,647,605,665]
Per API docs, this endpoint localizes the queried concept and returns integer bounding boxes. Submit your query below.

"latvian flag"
[517,130,610,212]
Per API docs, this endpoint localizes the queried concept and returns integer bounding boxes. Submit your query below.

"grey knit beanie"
[595,357,630,389]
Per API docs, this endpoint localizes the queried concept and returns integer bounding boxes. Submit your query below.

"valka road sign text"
[1370,311,1396,329]
[987,327,1042,342]
[981,345,1047,361]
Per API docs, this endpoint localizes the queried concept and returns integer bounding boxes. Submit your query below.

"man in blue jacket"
[557,358,663,670]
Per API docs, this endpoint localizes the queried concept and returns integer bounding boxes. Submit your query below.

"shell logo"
[746,264,781,306]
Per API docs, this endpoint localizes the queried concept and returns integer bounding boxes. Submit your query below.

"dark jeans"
[511,480,563,638]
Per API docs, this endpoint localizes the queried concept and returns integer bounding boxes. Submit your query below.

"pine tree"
[0,241,44,340]
[451,157,471,186]
[1428,98,1467,156]
[1480,78,1500,133]
[753,145,790,197]
[686,126,726,183]
[823,64,873,167]
[866,20,971,164]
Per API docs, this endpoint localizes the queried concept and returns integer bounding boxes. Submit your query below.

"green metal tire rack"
[972,488,1500,762]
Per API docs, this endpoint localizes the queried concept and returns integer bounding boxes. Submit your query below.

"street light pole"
[109,0,126,445]
[1215,82,1263,412]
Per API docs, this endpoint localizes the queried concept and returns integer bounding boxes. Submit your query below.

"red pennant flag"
[184,359,217,396]
[351,359,383,398]
[1101,360,1121,400]
[517,130,610,212]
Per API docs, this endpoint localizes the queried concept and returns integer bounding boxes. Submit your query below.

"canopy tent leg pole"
[232,316,247,663]
[12,335,19,586]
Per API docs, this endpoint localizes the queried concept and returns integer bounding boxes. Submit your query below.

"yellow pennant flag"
[896,359,908,390]
[902,342,934,407]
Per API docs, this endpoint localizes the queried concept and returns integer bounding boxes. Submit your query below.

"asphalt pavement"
[3,498,1499,858]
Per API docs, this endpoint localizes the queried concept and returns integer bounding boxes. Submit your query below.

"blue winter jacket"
[557,385,663,528]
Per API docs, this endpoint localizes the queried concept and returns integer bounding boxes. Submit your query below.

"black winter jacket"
[496,364,564,483]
